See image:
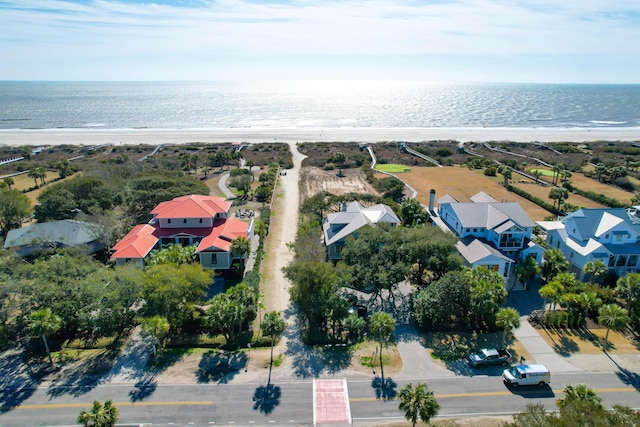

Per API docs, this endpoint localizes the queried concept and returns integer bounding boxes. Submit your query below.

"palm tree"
[77,400,119,427]
[3,176,14,189]
[260,311,286,385]
[501,167,512,186]
[36,167,47,186]
[56,158,70,178]
[141,316,170,360]
[27,308,62,365]
[583,260,606,284]
[598,304,629,343]
[552,163,564,186]
[548,187,569,211]
[369,312,395,379]
[595,163,606,182]
[533,169,541,184]
[231,236,251,273]
[496,308,521,348]
[398,382,440,427]
[515,256,540,287]
[561,170,572,189]
[556,384,603,409]
[27,169,39,187]
[541,248,569,281]
[539,281,564,312]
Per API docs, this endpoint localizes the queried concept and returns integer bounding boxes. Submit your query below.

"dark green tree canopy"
[35,175,121,222]
[0,188,31,237]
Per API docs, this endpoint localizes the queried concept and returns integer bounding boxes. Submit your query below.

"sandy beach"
[1,127,639,146]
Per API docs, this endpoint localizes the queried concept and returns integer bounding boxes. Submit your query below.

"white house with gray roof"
[323,201,400,260]
[438,191,542,278]
[538,207,640,281]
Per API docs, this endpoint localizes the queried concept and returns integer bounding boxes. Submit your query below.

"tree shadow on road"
[603,350,640,392]
[46,350,115,398]
[371,376,397,401]
[252,383,282,415]
[196,350,244,384]
[0,349,41,413]
[129,374,158,401]
[617,367,640,391]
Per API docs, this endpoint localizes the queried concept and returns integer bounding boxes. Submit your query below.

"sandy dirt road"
[261,141,307,314]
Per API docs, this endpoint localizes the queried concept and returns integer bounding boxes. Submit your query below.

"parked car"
[468,348,513,367]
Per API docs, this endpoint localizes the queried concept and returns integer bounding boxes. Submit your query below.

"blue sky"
[1,0,639,82]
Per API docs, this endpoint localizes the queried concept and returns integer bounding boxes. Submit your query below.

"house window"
[335,244,343,254]
[211,253,218,264]
[178,237,190,246]
[199,218,203,223]
[549,236,553,245]
[466,228,470,233]
[628,255,639,267]
[570,252,573,259]
[616,255,627,267]
[168,219,172,224]
[605,234,609,239]
[609,255,615,267]
[183,218,187,224]
[615,234,623,242]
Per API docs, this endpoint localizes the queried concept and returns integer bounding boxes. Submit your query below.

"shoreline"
[1,127,639,146]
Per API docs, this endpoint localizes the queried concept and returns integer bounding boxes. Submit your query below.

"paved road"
[1,372,637,426]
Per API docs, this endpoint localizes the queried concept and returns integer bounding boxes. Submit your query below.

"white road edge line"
[312,378,317,427]
[343,377,352,426]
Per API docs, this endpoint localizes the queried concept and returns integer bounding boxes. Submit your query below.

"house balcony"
[498,240,523,249]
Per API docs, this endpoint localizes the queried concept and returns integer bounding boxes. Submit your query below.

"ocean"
[1,81,640,131]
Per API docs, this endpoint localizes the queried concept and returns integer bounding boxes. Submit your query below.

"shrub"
[617,177,635,191]
[572,187,627,208]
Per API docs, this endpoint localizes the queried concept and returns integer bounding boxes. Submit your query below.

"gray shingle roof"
[4,220,104,256]
[323,202,400,246]
[448,202,534,229]
[561,208,639,242]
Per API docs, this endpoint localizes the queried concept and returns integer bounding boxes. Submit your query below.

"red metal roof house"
[111,195,253,269]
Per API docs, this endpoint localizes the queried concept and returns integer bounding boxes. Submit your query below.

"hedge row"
[505,184,561,215]
[572,187,628,208]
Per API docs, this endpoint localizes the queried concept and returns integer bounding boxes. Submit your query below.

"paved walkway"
[513,316,581,372]
[101,326,153,384]
[217,171,235,199]
[394,325,454,379]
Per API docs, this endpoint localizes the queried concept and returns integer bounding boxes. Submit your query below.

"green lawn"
[374,164,412,173]
[528,168,554,177]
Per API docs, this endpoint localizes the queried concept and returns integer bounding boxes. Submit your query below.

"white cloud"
[1,0,639,81]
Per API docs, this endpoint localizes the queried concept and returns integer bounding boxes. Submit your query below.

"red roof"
[151,195,231,219]
[198,218,249,252]
[110,224,158,259]
[111,219,249,260]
